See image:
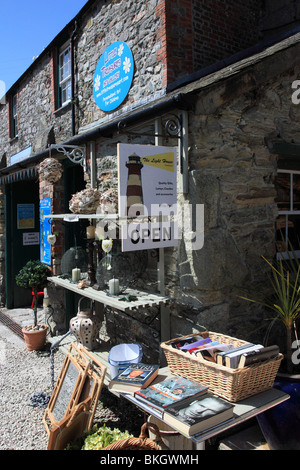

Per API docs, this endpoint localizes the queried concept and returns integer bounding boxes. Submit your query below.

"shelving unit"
[48,276,169,313]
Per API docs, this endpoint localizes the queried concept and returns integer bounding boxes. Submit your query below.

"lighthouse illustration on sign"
[125,152,144,216]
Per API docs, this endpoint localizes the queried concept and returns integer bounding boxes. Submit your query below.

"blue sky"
[0,0,88,94]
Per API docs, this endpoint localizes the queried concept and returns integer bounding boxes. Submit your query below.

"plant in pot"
[241,251,300,450]
[16,260,52,351]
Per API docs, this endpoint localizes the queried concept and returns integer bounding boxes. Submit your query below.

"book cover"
[163,393,234,436]
[134,376,208,411]
[238,345,280,368]
[108,363,159,394]
[225,344,263,369]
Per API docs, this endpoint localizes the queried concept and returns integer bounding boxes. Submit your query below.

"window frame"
[58,41,72,108]
[276,168,300,259]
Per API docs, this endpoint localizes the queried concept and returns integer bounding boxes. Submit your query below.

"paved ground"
[0,306,270,451]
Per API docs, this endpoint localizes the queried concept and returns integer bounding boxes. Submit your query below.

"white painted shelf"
[47,276,169,312]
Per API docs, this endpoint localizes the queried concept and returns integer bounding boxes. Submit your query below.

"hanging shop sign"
[93,41,134,112]
[118,143,178,251]
[40,198,51,265]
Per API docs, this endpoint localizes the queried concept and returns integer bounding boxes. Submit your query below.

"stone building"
[1,0,300,361]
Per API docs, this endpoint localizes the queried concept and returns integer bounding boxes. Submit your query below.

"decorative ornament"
[38,157,63,184]
[69,297,101,350]
[69,188,101,214]
[47,234,57,245]
[102,239,113,253]
[99,188,118,214]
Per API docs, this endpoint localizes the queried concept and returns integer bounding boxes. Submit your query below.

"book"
[193,343,234,362]
[163,393,234,436]
[180,337,212,351]
[134,375,208,411]
[224,344,264,369]
[238,345,280,368]
[108,363,159,394]
[216,343,255,366]
[170,335,207,350]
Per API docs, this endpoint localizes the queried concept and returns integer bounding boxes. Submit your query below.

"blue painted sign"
[93,41,134,112]
[40,198,51,265]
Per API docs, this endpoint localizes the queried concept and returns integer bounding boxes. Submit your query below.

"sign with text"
[93,41,134,112]
[118,143,178,251]
[23,232,39,246]
[40,198,51,265]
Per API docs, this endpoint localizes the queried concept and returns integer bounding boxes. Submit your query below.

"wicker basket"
[161,332,283,402]
[103,423,168,450]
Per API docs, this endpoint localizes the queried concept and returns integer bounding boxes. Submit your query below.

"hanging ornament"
[102,239,113,271]
[69,188,101,214]
[39,157,63,184]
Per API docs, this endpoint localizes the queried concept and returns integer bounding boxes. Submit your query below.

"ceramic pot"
[22,325,48,351]
[70,298,101,350]
[257,373,300,450]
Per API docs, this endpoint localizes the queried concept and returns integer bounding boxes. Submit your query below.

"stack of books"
[109,366,235,437]
[133,375,234,437]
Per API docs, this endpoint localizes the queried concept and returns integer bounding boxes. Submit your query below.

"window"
[276,169,300,258]
[58,43,72,107]
[11,93,18,138]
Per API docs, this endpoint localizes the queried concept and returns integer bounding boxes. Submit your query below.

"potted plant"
[241,252,300,450]
[16,260,52,351]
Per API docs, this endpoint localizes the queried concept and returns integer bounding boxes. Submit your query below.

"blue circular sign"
[93,41,134,112]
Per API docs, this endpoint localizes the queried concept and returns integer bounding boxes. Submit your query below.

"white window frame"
[58,42,72,107]
[276,168,300,259]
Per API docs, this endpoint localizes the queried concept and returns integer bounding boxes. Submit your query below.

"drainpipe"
[70,21,78,136]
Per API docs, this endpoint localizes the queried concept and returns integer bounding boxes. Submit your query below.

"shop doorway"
[5,179,40,308]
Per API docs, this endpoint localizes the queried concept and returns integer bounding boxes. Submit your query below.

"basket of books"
[161,332,283,402]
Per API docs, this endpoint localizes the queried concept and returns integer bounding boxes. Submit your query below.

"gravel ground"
[0,323,144,451]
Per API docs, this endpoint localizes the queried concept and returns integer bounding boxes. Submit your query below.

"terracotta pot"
[22,325,48,351]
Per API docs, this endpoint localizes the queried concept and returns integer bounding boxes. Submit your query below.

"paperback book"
[108,363,159,394]
[134,375,208,411]
[163,393,234,436]
[238,345,280,368]
[224,344,264,368]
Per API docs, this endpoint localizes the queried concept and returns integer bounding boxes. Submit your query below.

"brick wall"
[192,0,261,70]
[155,0,262,86]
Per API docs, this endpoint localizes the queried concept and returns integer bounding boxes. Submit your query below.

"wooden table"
[48,334,290,450]
[121,386,289,450]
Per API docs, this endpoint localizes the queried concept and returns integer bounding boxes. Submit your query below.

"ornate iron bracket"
[50,144,86,170]
[117,114,182,141]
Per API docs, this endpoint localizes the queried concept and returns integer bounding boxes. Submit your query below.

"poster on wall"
[117,143,178,251]
[17,204,34,229]
[93,41,134,112]
[40,198,51,265]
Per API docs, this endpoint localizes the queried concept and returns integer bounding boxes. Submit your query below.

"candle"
[72,268,81,282]
[86,225,95,239]
[109,278,119,295]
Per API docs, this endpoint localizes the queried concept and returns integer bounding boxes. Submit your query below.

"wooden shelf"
[47,276,169,312]
[43,213,118,221]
